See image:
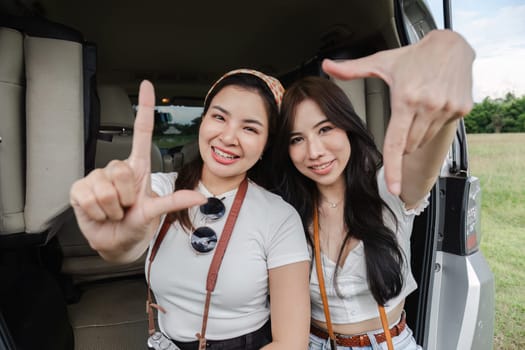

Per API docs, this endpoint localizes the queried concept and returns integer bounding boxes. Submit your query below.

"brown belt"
[310,312,406,347]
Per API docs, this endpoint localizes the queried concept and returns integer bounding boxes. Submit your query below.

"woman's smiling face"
[288,98,351,188]
[199,85,269,187]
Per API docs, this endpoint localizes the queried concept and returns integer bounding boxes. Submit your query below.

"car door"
[395,1,495,349]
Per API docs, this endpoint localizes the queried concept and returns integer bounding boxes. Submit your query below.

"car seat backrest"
[0,16,86,239]
[24,34,85,234]
[332,78,367,122]
[0,27,25,235]
[332,77,389,150]
[364,78,389,150]
[99,85,136,129]
[170,139,200,173]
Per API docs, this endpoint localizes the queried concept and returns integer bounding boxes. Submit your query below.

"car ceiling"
[2,0,399,98]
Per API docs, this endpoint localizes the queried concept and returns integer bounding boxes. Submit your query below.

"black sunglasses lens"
[191,227,218,253]
[200,197,225,220]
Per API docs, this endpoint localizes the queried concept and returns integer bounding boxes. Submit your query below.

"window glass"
[425,0,445,29]
[133,104,202,154]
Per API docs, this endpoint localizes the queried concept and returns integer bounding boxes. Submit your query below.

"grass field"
[467,133,525,350]
[153,134,197,150]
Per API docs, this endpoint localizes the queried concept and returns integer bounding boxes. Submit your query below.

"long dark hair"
[272,76,403,305]
[171,73,280,231]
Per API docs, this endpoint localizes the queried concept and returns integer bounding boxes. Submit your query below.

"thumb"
[144,190,207,220]
[322,56,387,83]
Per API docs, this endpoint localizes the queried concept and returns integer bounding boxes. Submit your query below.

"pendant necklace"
[323,198,343,208]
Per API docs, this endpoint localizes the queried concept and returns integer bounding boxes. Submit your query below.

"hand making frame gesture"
[70,81,206,262]
[322,30,474,195]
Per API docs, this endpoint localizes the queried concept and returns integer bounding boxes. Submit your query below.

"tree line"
[465,93,525,133]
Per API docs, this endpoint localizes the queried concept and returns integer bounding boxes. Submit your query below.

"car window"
[426,0,446,29]
[132,104,202,154]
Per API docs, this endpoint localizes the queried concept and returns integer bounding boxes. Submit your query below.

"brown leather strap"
[313,207,337,349]
[196,178,248,348]
[147,178,248,346]
[149,215,173,263]
[204,178,248,292]
[379,305,394,350]
[196,291,213,350]
[147,217,173,335]
[313,205,394,350]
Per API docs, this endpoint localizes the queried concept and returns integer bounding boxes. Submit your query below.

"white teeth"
[213,147,236,159]
[311,162,331,170]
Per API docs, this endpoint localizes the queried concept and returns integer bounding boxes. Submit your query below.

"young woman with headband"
[70,69,310,350]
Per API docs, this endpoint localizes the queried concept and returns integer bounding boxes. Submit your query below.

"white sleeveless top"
[310,167,429,323]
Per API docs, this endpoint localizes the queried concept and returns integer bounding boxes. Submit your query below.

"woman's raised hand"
[322,30,474,195]
[70,81,206,262]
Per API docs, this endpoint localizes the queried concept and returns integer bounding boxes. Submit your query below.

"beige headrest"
[98,85,135,129]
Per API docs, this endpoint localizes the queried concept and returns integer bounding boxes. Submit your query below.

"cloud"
[454,4,525,101]
[473,48,525,100]
[456,5,525,55]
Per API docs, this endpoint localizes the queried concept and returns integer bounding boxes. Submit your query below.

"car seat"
[0,16,86,241]
[0,14,164,349]
[0,14,91,350]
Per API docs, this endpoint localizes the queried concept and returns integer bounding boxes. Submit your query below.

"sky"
[428,0,525,102]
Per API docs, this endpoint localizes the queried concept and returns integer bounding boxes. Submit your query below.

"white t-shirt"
[310,167,430,323]
[146,173,310,341]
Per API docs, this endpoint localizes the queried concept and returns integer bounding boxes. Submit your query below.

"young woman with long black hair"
[273,30,474,349]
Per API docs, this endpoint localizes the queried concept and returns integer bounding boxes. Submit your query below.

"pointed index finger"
[129,80,155,167]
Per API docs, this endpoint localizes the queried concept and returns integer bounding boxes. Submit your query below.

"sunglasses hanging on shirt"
[190,197,226,254]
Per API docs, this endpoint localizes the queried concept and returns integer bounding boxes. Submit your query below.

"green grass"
[152,134,197,150]
[467,133,525,350]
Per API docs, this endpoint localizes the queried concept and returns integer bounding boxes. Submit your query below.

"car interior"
[0,0,438,349]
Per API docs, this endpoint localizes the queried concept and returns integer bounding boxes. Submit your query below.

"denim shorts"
[308,325,422,350]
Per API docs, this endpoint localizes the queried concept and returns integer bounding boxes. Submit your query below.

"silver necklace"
[323,199,343,208]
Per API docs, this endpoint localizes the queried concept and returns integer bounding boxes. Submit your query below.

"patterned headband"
[204,68,285,110]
